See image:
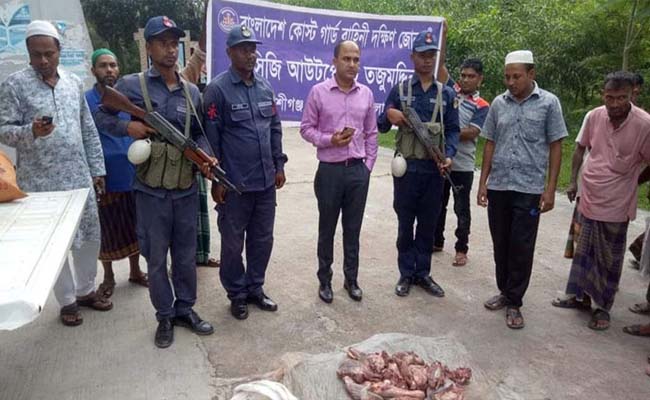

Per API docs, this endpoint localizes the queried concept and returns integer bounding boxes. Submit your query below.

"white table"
[0,189,89,330]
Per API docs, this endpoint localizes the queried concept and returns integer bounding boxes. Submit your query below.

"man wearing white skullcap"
[477,49,568,329]
[0,20,111,326]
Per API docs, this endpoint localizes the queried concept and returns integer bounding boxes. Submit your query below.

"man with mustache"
[553,71,650,331]
[204,25,288,320]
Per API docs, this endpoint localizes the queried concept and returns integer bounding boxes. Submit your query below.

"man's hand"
[126,121,155,139]
[275,171,286,189]
[32,117,55,138]
[199,156,218,180]
[539,189,555,213]
[211,183,226,204]
[93,176,106,197]
[477,184,488,207]
[566,181,578,203]
[438,157,452,175]
[331,129,353,147]
[387,108,408,127]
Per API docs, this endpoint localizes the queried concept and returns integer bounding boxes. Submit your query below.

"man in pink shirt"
[300,40,378,303]
[552,71,650,330]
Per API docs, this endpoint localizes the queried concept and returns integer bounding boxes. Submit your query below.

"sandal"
[484,294,508,311]
[76,291,113,311]
[128,272,149,287]
[97,280,116,298]
[629,302,650,315]
[588,309,610,331]
[197,258,220,268]
[622,324,650,337]
[452,252,467,267]
[551,296,591,310]
[60,303,83,326]
[506,306,525,329]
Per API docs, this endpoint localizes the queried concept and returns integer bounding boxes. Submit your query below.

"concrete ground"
[1,127,650,400]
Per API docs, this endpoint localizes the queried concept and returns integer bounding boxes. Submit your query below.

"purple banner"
[207,0,443,121]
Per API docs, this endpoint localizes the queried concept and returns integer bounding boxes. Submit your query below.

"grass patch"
[378,128,650,210]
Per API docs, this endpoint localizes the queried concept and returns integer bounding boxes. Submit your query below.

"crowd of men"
[0,12,649,377]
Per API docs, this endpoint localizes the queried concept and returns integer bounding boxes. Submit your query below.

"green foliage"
[81,0,650,208]
[378,130,397,150]
[80,0,204,74]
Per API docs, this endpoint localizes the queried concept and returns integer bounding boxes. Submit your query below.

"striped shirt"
[452,83,489,171]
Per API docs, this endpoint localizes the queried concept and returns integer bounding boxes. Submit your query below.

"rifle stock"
[101,85,147,120]
[100,85,241,195]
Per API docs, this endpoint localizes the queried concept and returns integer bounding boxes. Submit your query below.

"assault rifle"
[403,107,461,194]
[101,85,241,195]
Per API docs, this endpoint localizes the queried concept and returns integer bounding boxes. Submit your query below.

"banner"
[207,0,443,121]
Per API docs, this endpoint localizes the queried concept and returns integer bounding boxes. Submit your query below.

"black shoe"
[154,318,174,348]
[173,310,214,335]
[416,276,445,297]
[395,277,412,297]
[319,284,333,303]
[344,281,363,301]
[231,299,249,320]
[247,293,278,312]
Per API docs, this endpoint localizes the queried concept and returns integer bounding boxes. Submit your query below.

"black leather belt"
[321,158,364,167]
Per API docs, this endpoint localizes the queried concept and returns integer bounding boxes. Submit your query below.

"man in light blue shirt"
[477,50,567,329]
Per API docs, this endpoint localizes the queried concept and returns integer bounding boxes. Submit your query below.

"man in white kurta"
[0,21,111,326]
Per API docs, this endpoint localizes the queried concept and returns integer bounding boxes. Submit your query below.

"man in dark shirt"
[377,30,460,299]
[96,16,216,348]
[203,25,288,320]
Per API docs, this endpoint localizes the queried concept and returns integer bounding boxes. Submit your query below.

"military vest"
[135,72,195,190]
[396,78,445,160]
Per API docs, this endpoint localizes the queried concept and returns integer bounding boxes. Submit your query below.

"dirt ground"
[1,127,649,400]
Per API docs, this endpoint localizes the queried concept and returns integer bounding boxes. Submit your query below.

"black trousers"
[434,171,474,253]
[487,190,541,307]
[393,162,444,279]
[314,161,370,285]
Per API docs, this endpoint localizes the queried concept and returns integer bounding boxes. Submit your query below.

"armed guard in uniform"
[203,25,288,320]
[377,30,460,298]
[96,16,216,348]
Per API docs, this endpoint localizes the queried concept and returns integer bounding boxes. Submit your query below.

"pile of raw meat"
[337,348,472,400]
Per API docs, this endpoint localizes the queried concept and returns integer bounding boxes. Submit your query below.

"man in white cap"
[0,20,112,326]
[477,50,567,329]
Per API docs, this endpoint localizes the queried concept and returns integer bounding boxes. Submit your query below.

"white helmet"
[127,139,152,165]
[391,153,407,177]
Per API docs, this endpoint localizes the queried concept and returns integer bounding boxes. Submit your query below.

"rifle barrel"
[101,88,242,195]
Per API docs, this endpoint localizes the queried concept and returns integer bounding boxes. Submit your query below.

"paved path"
[1,127,649,399]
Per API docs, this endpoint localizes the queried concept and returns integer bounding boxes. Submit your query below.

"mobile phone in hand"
[342,127,355,137]
[41,116,53,125]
